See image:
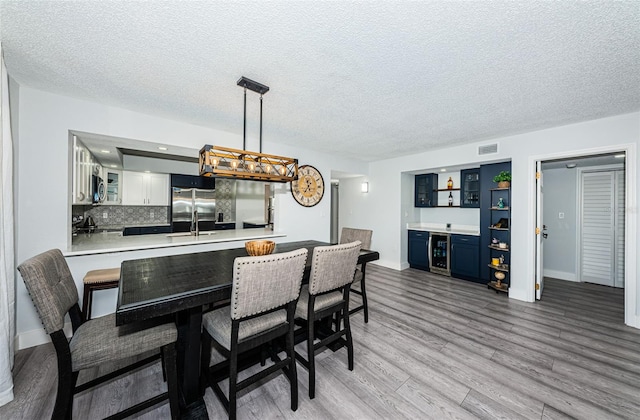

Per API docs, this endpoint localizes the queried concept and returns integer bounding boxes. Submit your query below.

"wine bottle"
[448,192,453,207]
[447,176,453,189]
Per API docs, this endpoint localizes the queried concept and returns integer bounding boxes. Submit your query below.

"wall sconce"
[361,182,369,193]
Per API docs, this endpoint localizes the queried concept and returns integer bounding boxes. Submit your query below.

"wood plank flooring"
[2,266,639,419]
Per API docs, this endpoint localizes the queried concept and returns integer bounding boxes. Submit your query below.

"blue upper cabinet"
[415,174,438,207]
[460,168,480,208]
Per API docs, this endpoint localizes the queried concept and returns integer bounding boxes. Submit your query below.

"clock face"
[291,165,325,207]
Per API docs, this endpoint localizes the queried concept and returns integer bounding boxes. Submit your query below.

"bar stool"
[82,267,120,321]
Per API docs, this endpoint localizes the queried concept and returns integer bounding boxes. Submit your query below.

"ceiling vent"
[478,143,498,155]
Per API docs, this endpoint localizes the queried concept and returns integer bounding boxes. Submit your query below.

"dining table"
[115,240,380,419]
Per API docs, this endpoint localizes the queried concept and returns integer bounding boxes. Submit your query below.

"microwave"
[92,175,106,204]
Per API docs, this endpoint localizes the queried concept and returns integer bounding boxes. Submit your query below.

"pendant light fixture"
[199,77,298,182]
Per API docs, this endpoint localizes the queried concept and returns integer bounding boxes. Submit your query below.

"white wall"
[542,167,578,281]
[13,86,368,347]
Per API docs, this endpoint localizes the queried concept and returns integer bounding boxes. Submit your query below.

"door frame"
[528,143,637,327]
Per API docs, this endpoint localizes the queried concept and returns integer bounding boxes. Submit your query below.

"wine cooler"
[429,232,451,276]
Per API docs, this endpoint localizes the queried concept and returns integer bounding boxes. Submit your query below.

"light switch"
[150,211,155,218]
[102,212,108,219]
[559,212,564,219]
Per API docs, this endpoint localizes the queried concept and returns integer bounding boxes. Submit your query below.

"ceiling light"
[111,165,117,168]
[614,154,625,158]
[101,150,111,154]
[566,163,577,169]
[158,146,168,151]
[440,169,447,172]
[361,182,369,193]
[200,77,298,183]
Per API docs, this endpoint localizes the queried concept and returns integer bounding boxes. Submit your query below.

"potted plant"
[493,171,511,188]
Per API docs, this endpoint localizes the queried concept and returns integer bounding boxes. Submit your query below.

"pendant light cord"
[259,94,263,153]
[243,87,247,150]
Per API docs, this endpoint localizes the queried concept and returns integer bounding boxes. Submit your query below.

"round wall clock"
[291,165,325,207]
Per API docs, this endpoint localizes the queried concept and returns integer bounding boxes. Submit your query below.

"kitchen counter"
[407,222,480,236]
[67,228,286,256]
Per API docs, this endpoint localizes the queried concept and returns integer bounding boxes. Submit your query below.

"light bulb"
[211,157,219,168]
[279,166,286,175]
[247,162,255,172]
[231,160,238,170]
[265,164,272,174]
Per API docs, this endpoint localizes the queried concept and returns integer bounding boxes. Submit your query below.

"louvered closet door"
[615,170,625,287]
[580,172,615,286]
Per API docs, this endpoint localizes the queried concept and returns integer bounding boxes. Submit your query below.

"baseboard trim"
[16,322,72,350]
[543,269,577,282]
[508,287,531,302]
[0,386,14,407]
[626,314,640,329]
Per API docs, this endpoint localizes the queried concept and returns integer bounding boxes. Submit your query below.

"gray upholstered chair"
[294,240,362,399]
[200,248,308,420]
[340,227,373,322]
[17,249,180,420]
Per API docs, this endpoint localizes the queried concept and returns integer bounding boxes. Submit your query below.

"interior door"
[580,171,615,286]
[535,161,544,299]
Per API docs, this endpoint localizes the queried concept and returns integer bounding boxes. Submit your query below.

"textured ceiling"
[1,1,639,162]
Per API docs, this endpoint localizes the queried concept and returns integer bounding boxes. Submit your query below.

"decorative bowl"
[245,240,275,256]
[494,271,506,281]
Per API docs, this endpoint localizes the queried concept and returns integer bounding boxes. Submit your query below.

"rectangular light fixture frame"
[199,144,298,183]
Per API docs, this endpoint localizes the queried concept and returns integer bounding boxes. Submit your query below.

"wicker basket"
[498,181,510,188]
[245,240,275,256]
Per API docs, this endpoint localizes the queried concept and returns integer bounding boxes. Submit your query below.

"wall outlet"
[559,212,565,219]
[102,212,108,219]
[150,211,155,218]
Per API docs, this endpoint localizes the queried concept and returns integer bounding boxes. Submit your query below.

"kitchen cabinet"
[415,174,438,207]
[408,230,429,270]
[72,136,101,205]
[105,169,122,204]
[451,234,480,281]
[122,171,170,206]
[460,168,480,208]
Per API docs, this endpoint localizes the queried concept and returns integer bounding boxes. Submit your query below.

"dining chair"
[340,227,373,322]
[200,248,308,420]
[17,249,180,420]
[294,240,362,399]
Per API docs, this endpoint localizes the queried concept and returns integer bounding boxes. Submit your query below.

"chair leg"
[228,345,238,420]
[307,316,316,400]
[343,308,354,371]
[286,320,298,411]
[81,285,91,322]
[51,331,77,420]
[360,272,369,324]
[200,331,212,396]
[162,344,181,420]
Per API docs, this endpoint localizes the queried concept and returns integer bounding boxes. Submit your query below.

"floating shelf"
[490,187,510,191]
[489,207,510,210]
[488,263,509,272]
[488,245,509,252]
[489,227,509,231]
[435,188,461,192]
[435,205,461,208]
[487,281,509,293]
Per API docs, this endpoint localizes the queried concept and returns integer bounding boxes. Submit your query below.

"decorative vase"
[498,181,510,188]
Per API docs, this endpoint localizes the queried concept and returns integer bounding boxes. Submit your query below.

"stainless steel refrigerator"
[171,187,217,233]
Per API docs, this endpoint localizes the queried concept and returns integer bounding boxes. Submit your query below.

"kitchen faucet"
[191,210,199,236]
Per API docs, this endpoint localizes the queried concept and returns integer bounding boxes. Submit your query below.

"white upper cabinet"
[72,136,101,205]
[122,171,169,206]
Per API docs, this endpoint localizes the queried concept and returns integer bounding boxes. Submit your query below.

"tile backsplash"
[82,205,170,229]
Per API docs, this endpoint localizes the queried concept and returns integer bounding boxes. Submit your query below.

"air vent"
[478,143,498,155]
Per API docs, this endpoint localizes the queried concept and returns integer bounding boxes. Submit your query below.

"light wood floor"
[3,265,639,419]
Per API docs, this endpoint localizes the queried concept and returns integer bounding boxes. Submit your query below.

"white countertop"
[407,222,480,236]
[66,228,286,256]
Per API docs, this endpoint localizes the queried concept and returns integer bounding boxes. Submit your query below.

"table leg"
[176,306,208,419]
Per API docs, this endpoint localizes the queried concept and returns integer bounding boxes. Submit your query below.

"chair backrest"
[340,228,372,250]
[231,248,308,320]
[17,249,79,334]
[308,241,362,296]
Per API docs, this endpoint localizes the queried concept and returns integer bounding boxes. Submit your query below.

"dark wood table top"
[116,240,380,326]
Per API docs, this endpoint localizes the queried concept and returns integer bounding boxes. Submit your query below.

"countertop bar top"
[66,228,286,256]
[407,222,480,236]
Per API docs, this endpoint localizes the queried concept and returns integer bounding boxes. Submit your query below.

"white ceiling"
[1,1,639,162]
